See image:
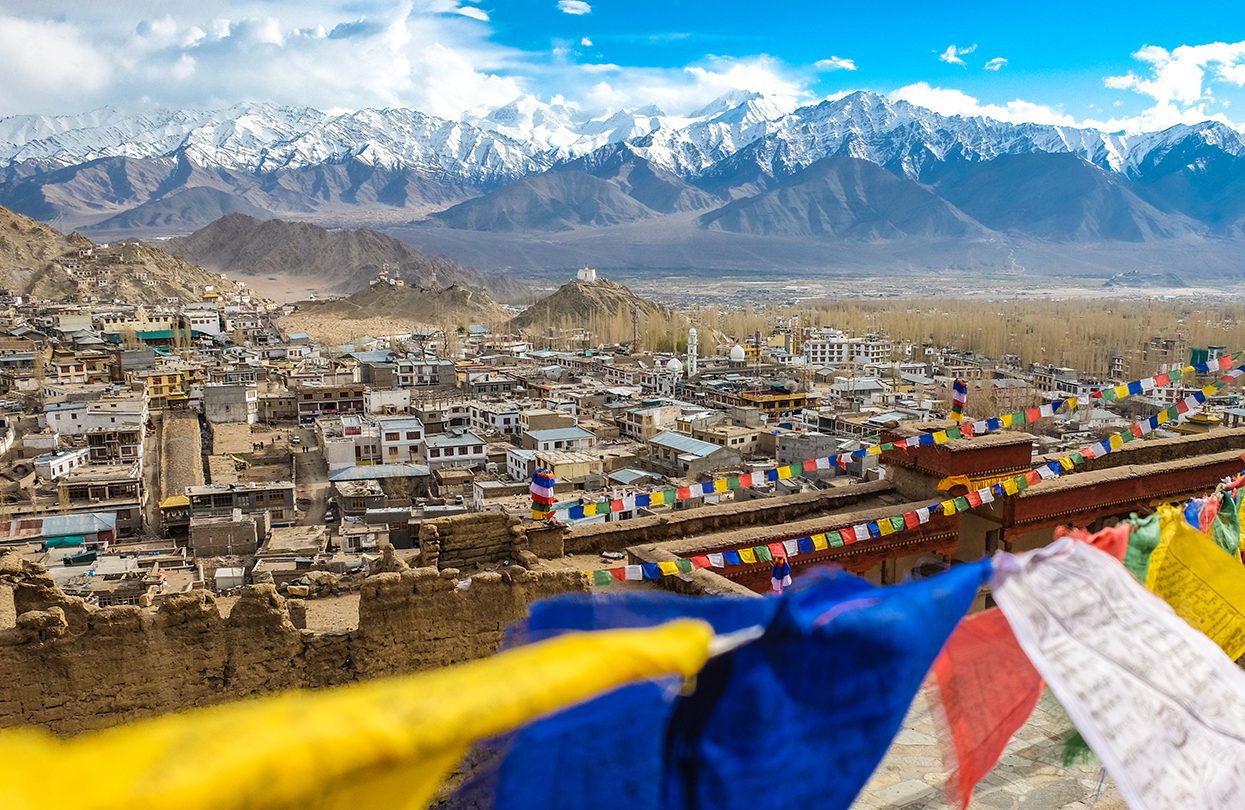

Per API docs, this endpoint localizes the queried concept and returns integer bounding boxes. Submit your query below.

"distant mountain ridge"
[5,91,1245,269]
[163,214,527,299]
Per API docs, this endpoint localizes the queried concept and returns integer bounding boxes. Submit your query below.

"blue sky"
[2,0,1245,132]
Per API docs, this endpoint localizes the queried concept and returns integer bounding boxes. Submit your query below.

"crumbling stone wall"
[0,548,586,736]
[419,512,534,571]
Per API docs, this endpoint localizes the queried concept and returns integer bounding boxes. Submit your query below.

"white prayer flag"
[853,523,871,540]
[993,539,1245,810]
[707,553,725,568]
[916,507,930,524]
[624,565,643,581]
[783,539,799,557]
[977,487,994,504]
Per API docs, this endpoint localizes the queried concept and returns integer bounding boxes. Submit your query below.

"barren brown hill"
[282,282,508,344]
[0,204,234,304]
[165,213,527,300]
[509,277,686,348]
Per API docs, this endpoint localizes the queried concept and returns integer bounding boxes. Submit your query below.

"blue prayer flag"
[641,564,662,580]
[797,537,815,554]
[723,550,742,566]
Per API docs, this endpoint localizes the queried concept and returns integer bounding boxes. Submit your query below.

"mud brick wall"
[0,545,586,736]
[419,512,531,571]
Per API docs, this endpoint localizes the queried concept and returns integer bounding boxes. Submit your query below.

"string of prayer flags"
[555,352,1244,521]
[993,539,1245,809]
[585,364,1245,585]
[950,379,968,423]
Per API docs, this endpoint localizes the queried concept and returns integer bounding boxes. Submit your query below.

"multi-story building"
[376,416,425,463]
[801,330,892,368]
[296,382,366,423]
[521,426,596,453]
[186,482,296,523]
[422,429,487,470]
[470,401,522,435]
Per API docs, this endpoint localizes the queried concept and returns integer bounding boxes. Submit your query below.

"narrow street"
[140,411,162,536]
[293,426,329,526]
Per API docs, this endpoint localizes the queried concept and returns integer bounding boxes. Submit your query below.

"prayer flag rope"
[563,352,1241,521]
[588,365,1245,584]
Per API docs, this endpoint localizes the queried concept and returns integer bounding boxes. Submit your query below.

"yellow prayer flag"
[1156,410,1170,424]
[1147,506,1245,660]
[812,534,828,550]
[877,519,894,536]
[866,445,882,456]
[738,548,758,564]
[1059,456,1074,471]
[1066,396,1078,412]
[1109,434,1123,450]
[940,499,956,515]
[584,503,597,517]
[657,560,679,576]
[932,431,948,445]
[0,621,712,810]
[1113,385,1129,399]
[649,490,664,506]
[1002,478,1019,496]
[1000,414,1013,427]
[777,466,792,480]
[714,478,729,493]
[1203,385,1218,397]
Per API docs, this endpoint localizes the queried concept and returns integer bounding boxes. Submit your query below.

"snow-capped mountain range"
[4,89,1245,252]
[4,90,1242,181]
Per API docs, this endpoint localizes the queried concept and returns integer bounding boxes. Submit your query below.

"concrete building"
[802,330,893,367]
[34,447,90,480]
[202,383,258,424]
[189,509,260,557]
[522,426,596,453]
[376,416,425,463]
[647,430,742,478]
[186,482,296,523]
[422,429,487,470]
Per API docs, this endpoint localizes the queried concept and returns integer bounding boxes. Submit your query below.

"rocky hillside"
[164,214,527,299]
[509,277,684,339]
[282,281,508,345]
[0,204,229,303]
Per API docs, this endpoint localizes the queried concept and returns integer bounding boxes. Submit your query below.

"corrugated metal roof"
[329,464,430,481]
[649,431,721,458]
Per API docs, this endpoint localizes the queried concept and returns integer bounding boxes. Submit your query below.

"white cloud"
[578,55,810,115]
[580,36,592,46]
[984,57,1007,71]
[557,0,591,15]
[1102,40,1245,130]
[815,56,856,72]
[938,44,976,66]
[0,15,113,112]
[891,82,1077,126]
[453,5,489,22]
[581,63,620,73]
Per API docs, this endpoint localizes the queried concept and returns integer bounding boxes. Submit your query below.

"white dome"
[666,357,684,372]
[729,344,747,362]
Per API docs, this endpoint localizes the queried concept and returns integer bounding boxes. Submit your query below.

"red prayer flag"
[610,499,624,512]
[1155,372,1171,386]
[1221,354,1235,369]
[768,542,786,561]
[676,486,692,500]
[1131,423,1144,438]
[930,608,1044,809]
[608,567,627,582]
[803,459,818,472]
[1059,523,1129,561]
[1025,470,1042,485]
[1025,407,1042,422]
[965,491,982,508]
[739,473,753,488]
[841,527,857,544]
[1176,399,1191,414]
[689,555,711,569]
[903,511,919,529]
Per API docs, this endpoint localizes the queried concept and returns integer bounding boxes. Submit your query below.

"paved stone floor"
[854,691,1125,809]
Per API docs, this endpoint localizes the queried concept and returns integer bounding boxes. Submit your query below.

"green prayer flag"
[953,496,971,512]
[828,531,844,547]
[1123,512,1161,582]
[592,570,613,586]
[1211,491,1242,557]
[1015,475,1029,491]
[890,515,906,531]
[1071,452,1085,465]
[675,558,694,573]
[727,476,740,490]
[1101,387,1118,401]
[946,428,962,440]
[880,442,895,451]
[755,546,773,563]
